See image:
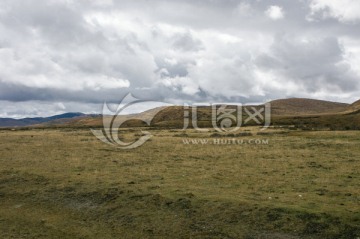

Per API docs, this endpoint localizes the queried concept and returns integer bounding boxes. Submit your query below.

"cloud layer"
[0,0,360,117]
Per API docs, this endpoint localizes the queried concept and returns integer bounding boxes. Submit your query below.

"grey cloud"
[0,0,360,117]
[172,32,204,52]
[155,59,190,78]
[0,81,128,103]
[256,35,359,93]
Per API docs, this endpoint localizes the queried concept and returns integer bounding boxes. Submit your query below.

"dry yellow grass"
[0,128,359,238]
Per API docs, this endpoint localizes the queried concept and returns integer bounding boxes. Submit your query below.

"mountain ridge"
[1,98,360,129]
[0,112,86,127]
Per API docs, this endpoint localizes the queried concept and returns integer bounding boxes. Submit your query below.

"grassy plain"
[0,127,359,238]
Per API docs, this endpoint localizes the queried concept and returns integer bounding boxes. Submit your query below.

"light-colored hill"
[31,98,360,130]
[350,99,360,111]
[353,99,360,107]
[269,98,349,116]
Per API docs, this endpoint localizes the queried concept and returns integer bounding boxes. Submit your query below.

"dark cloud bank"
[0,0,360,117]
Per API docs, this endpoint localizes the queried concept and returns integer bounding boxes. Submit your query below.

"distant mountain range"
[0,113,86,127]
[1,98,360,130]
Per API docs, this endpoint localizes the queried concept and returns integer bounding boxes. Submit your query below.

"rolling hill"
[269,98,349,116]
[2,98,360,130]
[353,99,360,108]
[148,98,354,127]
[347,99,360,113]
[67,98,359,130]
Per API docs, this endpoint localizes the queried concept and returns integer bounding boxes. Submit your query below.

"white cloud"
[309,0,360,23]
[265,6,285,20]
[255,35,360,98]
[341,37,360,75]
[235,2,253,17]
[161,76,199,95]
[0,48,130,91]
[56,102,66,110]
[0,0,360,117]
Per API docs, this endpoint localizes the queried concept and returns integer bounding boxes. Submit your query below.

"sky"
[0,0,360,118]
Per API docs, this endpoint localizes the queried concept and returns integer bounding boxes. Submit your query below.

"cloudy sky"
[0,0,360,118]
